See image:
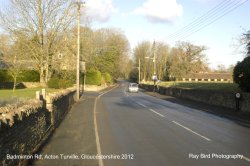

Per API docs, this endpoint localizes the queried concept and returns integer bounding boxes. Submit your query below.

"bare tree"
[133,41,170,81]
[133,41,152,81]
[0,0,76,83]
[0,34,10,68]
[1,35,25,91]
[155,42,170,80]
[167,42,208,79]
[133,41,209,81]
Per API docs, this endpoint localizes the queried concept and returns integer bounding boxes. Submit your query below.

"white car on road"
[128,83,139,93]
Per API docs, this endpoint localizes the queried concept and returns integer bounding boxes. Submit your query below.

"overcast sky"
[84,0,250,69]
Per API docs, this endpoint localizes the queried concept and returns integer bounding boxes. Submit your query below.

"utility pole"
[138,59,141,84]
[152,41,156,76]
[76,0,84,100]
[152,41,157,92]
[145,41,157,91]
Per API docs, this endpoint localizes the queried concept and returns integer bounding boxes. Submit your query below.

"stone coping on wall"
[46,87,76,101]
[0,87,76,127]
[0,99,43,127]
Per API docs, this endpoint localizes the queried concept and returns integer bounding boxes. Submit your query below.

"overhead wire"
[167,0,249,41]
[167,0,233,40]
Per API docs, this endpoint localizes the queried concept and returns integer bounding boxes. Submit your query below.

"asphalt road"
[95,81,250,166]
[32,81,250,166]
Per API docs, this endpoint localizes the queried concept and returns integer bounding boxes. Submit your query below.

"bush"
[233,56,250,92]
[102,72,113,84]
[86,69,102,85]
[20,70,40,82]
[0,70,6,81]
[47,77,60,89]
[47,77,73,89]
[52,70,75,84]
[0,70,12,82]
[0,70,40,82]
[47,70,77,89]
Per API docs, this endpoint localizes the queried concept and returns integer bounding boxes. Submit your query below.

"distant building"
[180,72,232,82]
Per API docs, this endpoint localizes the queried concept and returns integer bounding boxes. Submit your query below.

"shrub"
[52,70,75,84]
[102,72,113,84]
[47,77,73,89]
[0,70,40,82]
[47,77,60,89]
[0,70,12,82]
[86,69,102,85]
[233,56,250,92]
[0,70,6,81]
[48,70,77,89]
[58,79,73,89]
[20,70,40,82]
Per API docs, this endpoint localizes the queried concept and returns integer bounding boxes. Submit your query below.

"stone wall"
[140,84,250,112]
[0,88,76,166]
[46,88,76,126]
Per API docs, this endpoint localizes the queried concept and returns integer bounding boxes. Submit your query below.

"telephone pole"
[76,0,84,100]
[138,59,141,84]
[152,41,156,76]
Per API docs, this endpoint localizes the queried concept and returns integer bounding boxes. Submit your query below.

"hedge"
[233,56,250,92]
[86,69,102,85]
[0,70,40,82]
[102,72,113,84]
[47,70,77,89]
[47,77,73,89]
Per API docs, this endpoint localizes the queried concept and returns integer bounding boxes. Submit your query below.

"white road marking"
[94,98,104,166]
[149,109,165,117]
[136,102,147,108]
[243,156,250,162]
[172,121,211,141]
[94,85,118,166]
[136,102,165,117]
[98,85,118,98]
[135,94,211,141]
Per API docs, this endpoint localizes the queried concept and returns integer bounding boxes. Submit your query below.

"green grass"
[0,87,60,100]
[156,81,241,92]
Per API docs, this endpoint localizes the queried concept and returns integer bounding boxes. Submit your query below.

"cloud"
[133,0,183,23]
[85,0,118,22]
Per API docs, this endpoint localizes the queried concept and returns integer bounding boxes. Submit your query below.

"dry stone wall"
[140,84,250,112]
[0,88,76,166]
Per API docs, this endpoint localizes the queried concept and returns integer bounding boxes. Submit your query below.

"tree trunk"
[12,76,16,92]
[40,66,45,83]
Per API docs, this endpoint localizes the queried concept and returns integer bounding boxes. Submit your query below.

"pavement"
[30,94,99,166]
[30,81,250,166]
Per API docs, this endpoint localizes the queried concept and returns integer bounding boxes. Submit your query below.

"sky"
[0,0,249,69]
[83,0,250,69]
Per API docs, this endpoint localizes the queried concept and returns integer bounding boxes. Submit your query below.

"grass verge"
[145,81,241,92]
[0,87,60,106]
